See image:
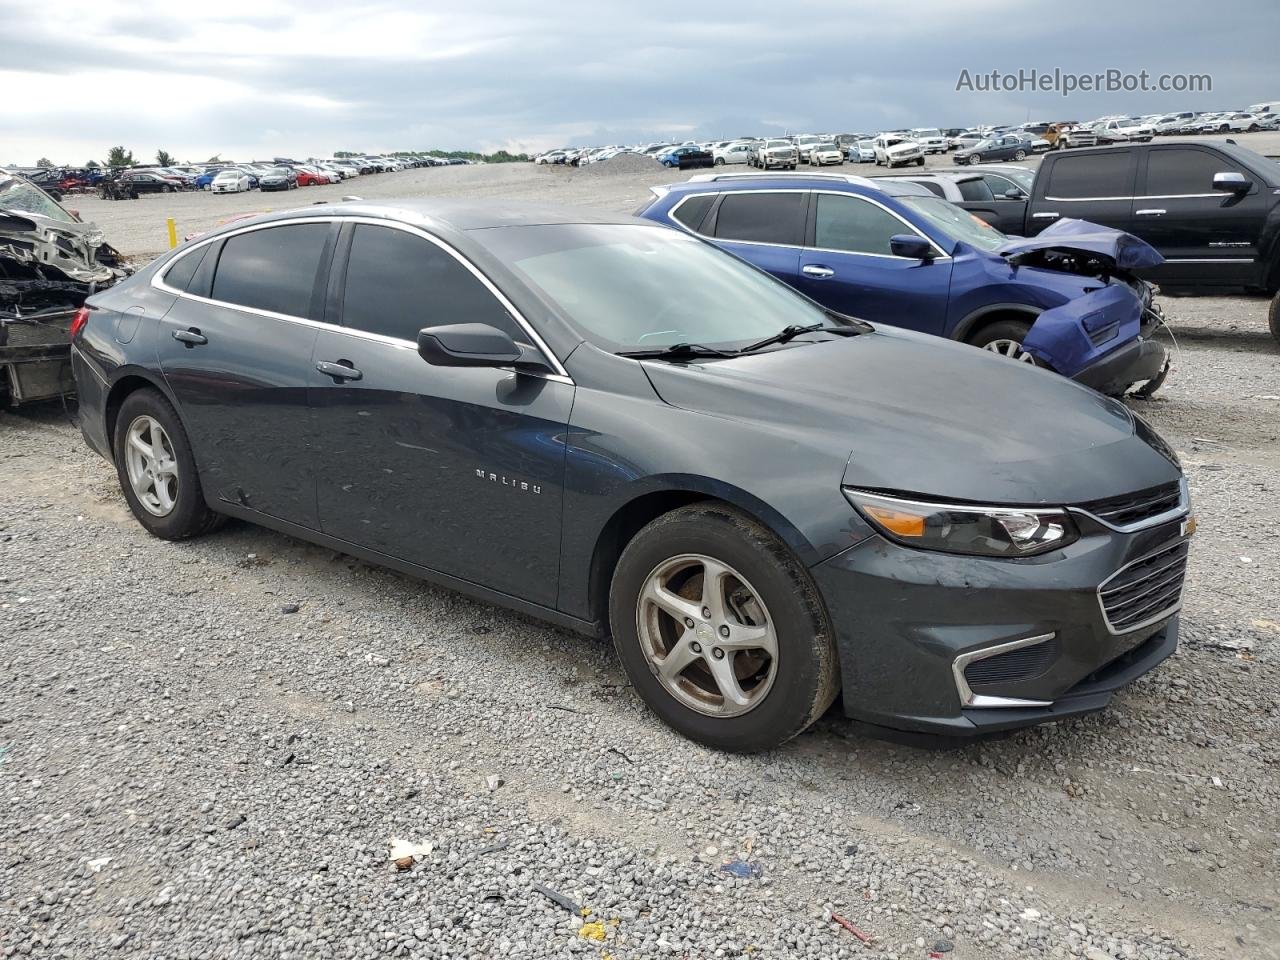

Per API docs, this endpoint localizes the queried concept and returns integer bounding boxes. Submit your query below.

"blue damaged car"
[636,173,1170,397]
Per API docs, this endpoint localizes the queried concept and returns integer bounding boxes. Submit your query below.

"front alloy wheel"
[637,554,777,717]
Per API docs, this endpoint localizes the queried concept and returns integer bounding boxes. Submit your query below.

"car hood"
[640,327,1180,505]
[884,142,920,154]
[998,217,1164,271]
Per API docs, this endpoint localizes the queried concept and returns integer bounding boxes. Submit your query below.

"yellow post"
[166,218,178,249]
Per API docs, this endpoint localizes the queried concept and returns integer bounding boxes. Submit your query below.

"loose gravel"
[2,151,1278,960]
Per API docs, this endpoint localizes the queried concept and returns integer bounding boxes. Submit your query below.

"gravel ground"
[3,145,1279,960]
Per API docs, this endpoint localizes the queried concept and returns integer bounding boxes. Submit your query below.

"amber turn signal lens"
[862,505,926,538]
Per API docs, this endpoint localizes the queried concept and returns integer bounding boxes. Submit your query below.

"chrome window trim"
[1096,539,1190,635]
[952,633,1055,708]
[1069,477,1190,533]
[150,214,571,380]
[1163,257,1255,264]
[666,189,952,260]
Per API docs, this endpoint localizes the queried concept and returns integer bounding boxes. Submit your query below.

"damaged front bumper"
[1022,283,1169,397]
[1,193,127,405]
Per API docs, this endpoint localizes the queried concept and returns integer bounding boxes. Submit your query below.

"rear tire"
[1269,292,1280,344]
[609,502,840,752]
[916,156,926,166]
[113,389,225,541]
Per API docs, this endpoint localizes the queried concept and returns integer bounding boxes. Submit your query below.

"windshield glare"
[483,224,830,352]
[899,196,1006,252]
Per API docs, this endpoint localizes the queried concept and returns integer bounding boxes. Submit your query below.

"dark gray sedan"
[70,201,1192,749]
[955,134,1032,165]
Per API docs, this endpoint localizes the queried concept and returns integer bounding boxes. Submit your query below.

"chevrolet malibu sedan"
[70,201,1192,750]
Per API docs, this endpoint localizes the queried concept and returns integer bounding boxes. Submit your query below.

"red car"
[294,166,331,186]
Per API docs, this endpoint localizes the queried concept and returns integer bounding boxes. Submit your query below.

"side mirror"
[890,234,934,261]
[1004,188,1026,200]
[1212,171,1251,193]
[418,323,523,367]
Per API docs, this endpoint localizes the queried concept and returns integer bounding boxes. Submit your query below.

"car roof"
[192,200,647,238]
[667,172,932,198]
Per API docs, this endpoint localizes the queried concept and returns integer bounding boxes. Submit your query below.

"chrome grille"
[1082,481,1182,528]
[1098,540,1189,633]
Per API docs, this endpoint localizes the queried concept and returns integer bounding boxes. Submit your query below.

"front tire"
[969,319,1039,364]
[1014,149,1027,160]
[1269,292,1280,344]
[969,153,982,165]
[609,503,840,752]
[112,389,224,541]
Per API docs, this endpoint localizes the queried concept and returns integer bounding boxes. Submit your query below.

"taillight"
[69,306,90,340]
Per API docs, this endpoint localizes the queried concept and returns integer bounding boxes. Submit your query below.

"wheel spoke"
[128,432,154,461]
[718,622,776,655]
[154,476,176,513]
[705,654,750,708]
[656,634,700,681]
[130,470,153,501]
[643,580,703,625]
[699,558,732,622]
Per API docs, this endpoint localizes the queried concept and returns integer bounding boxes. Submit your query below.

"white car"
[874,134,925,167]
[1208,112,1265,132]
[909,128,950,154]
[210,170,251,194]
[807,142,844,166]
[1097,119,1155,142]
[712,142,754,166]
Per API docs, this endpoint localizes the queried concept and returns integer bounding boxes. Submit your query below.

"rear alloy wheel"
[609,503,840,751]
[113,389,225,540]
[971,319,1039,364]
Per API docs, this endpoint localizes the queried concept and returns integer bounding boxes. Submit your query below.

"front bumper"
[812,509,1188,737]
[1072,337,1168,396]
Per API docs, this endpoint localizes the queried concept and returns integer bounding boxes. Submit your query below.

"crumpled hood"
[0,207,119,285]
[641,327,1181,505]
[998,217,1165,271]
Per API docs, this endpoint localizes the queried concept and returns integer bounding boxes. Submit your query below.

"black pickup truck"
[1017,141,1280,297]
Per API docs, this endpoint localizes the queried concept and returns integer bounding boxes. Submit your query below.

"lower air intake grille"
[964,641,1056,690]
[1099,540,1189,633]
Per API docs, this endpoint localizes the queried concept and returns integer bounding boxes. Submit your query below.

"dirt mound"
[573,153,664,177]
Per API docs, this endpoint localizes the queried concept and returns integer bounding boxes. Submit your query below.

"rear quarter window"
[671,194,715,232]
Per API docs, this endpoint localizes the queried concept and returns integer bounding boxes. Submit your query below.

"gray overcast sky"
[2,0,1277,165]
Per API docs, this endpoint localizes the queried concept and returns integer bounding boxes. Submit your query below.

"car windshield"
[0,178,76,222]
[267,167,290,176]
[816,143,837,151]
[899,196,1006,252]
[915,130,941,138]
[857,140,874,149]
[992,166,1035,190]
[765,140,790,149]
[480,223,831,352]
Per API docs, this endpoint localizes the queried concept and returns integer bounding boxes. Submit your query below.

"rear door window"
[1044,152,1135,199]
[211,224,330,317]
[813,193,916,256]
[1143,148,1240,196]
[162,245,209,292]
[340,224,524,343]
[957,178,996,202]
[712,192,806,246]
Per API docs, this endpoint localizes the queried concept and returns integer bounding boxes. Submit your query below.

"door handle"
[1135,208,1166,216]
[801,265,835,278]
[1031,212,1060,219]
[171,328,207,346]
[316,360,363,382]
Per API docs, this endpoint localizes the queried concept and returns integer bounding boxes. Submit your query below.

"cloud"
[0,0,1276,165]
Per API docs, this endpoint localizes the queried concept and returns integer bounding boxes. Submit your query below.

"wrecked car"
[1,174,128,405]
[636,174,1169,397]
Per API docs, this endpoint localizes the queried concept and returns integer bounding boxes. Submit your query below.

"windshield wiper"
[737,321,863,354]
[616,342,738,361]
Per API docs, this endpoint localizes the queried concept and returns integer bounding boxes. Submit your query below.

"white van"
[1246,101,1280,115]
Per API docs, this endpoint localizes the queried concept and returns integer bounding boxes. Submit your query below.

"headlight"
[844,489,1078,558]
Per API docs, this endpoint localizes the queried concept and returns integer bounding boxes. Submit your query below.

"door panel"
[310,330,572,605]
[1133,146,1266,286]
[157,298,319,526]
